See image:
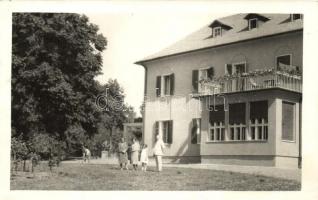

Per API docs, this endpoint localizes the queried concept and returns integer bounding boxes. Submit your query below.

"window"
[291,14,302,21]
[233,63,246,75]
[164,75,171,95]
[250,101,268,141]
[192,67,214,93]
[276,54,291,71]
[191,118,201,144]
[155,120,173,144]
[155,74,175,96]
[229,103,246,141]
[226,63,246,75]
[227,62,246,91]
[213,27,222,37]
[208,105,225,142]
[249,18,258,30]
[225,64,232,75]
[282,102,295,141]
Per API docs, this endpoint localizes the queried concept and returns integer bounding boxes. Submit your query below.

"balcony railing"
[194,70,302,97]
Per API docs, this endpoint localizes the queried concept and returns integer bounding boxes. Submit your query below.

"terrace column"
[245,101,251,140]
[224,102,230,141]
[268,98,279,155]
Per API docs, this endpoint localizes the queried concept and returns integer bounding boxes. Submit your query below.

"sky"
[86,12,225,116]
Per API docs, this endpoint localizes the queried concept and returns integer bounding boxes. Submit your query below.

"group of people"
[81,134,165,172]
[118,137,149,171]
[118,134,165,172]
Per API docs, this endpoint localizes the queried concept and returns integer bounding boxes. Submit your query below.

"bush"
[30,134,67,160]
[11,136,29,171]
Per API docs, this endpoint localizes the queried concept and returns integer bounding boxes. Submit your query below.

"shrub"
[30,134,67,160]
[11,136,29,171]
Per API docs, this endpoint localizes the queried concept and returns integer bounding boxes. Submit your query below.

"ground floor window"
[209,122,225,141]
[250,101,268,141]
[207,101,270,143]
[229,103,246,141]
[155,120,173,144]
[208,105,225,142]
[191,118,201,144]
[282,101,295,141]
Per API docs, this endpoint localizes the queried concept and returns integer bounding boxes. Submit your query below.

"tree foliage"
[11,13,131,157]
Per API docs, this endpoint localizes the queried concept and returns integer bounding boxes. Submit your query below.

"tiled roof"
[136,14,303,64]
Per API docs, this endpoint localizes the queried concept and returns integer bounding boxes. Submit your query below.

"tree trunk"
[109,128,113,157]
[31,161,34,173]
[23,160,26,172]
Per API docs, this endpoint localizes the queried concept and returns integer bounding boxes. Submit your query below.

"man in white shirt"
[153,134,165,172]
[82,146,91,163]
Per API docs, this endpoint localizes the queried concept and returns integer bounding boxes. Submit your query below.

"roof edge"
[135,28,303,66]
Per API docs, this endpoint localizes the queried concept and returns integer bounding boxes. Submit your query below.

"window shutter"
[170,73,175,95]
[192,70,199,92]
[156,76,161,97]
[168,121,173,144]
[197,119,201,144]
[191,119,198,144]
[207,67,214,79]
[226,64,232,75]
[154,121,159,145]
[282,102,295,141]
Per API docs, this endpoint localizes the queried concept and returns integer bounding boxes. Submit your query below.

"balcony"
[193,69,302,97]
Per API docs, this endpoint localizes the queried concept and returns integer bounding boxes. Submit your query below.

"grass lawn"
[10,162,300,190]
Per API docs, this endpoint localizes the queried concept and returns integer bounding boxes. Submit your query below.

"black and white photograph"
[1,0,318,198]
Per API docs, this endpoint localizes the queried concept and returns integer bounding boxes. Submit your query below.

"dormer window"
[249,18,258,30]
[209,20,232,38]
[244,13,270,31]
[290,14,302,21]
[213,27,222,37]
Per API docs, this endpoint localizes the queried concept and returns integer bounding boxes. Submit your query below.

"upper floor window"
[192,67,214,93]
[291,14,302,21]
[209,20,232,38]
[276,54,291,70]
[164,75,171,95]
[249,18,258,30]
[156,74,175,97]
[225,62,246,75]
[213,27,222,37]
[244,13,269,30]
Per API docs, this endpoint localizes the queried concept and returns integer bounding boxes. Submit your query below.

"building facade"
[136,14,302,168]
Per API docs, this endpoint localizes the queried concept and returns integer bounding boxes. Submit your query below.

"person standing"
[82,145,91,163]
[153,134,165,172]
[131,138,140,170]
[118,137,129,170]
[140,144,149,171]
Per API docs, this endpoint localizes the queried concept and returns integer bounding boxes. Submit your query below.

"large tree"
[11,13,108,154]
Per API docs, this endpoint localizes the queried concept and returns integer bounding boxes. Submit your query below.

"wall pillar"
[268,98,279,156]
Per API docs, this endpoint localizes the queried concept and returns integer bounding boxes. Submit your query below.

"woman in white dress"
[131,138,140,170]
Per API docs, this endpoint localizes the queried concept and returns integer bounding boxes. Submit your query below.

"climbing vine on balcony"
[199,67,302,84]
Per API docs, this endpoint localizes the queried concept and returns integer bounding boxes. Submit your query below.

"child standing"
[140,144,149,171]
